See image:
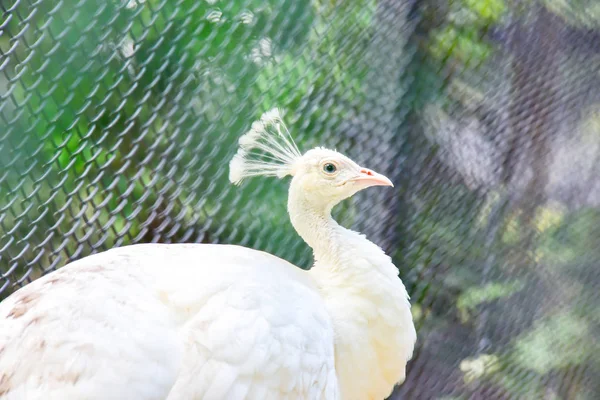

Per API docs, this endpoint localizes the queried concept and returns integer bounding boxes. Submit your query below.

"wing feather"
[0,244,339,400]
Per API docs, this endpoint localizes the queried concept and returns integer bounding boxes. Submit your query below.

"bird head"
[288,147,392,207]
[229,108,393,209]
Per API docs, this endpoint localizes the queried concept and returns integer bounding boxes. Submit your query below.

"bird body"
[0,109,416,399]
[1,244,338,400]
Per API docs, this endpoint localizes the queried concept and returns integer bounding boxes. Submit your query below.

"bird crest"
[229,108,302,185]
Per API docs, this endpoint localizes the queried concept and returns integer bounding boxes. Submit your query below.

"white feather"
[229,108,302,185]
[0,244,338,400]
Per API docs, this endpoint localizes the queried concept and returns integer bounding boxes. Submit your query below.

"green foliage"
[537,207,600,269]
[429,25,493,69]
[544,0,600,28]
[428,0,505,69]
[457,280,525,322]
[512,313,595,374]
[464,0,506,21]
[460,354,501,384]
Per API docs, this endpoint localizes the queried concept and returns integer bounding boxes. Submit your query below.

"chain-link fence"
[1,0,600,398]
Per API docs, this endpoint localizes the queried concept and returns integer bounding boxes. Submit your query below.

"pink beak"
[353,168,394,188]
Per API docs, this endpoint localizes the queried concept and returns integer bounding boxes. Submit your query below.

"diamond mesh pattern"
[1,0,600,398]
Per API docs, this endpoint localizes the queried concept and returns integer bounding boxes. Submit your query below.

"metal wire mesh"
[1,0,600,398]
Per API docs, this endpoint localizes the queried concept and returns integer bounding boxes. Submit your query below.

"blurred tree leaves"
[512,313,596,375]
[544,0,600,28]
[457,280,524,323]
[428,0,505,69]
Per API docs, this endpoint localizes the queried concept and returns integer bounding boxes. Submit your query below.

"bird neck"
[287,185,415,400]
[288,184,344,263]
[287,184,396,276]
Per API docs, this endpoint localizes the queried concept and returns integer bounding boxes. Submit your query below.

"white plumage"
[0,109,416,400]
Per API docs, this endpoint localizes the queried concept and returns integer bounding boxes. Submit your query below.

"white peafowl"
[0,109,416,400]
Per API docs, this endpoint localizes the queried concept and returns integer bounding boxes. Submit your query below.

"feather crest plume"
[229,108,302,185]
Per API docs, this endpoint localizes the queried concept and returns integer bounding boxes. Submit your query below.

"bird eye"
[323,163,337,174]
